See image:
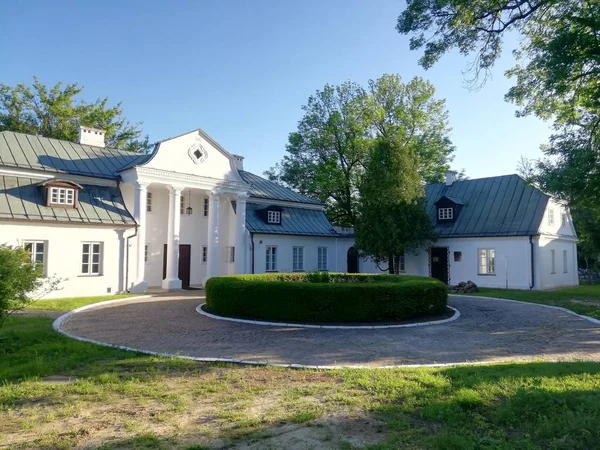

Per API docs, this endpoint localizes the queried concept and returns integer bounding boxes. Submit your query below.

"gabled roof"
[0,131,149,179]
[426,174,549,237]
[239,170,322,205]
[246,203,337,236]
[0,176,135,225]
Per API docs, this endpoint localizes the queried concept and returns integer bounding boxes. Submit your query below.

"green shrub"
[205,273,447,323]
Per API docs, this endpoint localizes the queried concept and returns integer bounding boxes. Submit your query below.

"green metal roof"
[0,176,135,225]
[239,170,322,205]
[426,174,549,237]
[246,203,337,236]
[0,131,149,179]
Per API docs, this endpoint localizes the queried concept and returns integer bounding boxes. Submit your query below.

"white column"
[206,189,221,282]
[131,181,148,293]
[162,185,183,290]
[234,193,249,274]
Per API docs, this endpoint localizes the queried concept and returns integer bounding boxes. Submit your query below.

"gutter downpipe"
[125,225,138,293]
[250,233,255,274]
[529,235,535,290]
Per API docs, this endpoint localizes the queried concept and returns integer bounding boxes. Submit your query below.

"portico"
[119,129,251,292]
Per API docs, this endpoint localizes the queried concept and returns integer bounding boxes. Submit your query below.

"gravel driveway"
[58,291,600,367]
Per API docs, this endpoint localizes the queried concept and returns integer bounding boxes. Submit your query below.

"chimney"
[445,170,458,186]
[78,126,106,148]
[233,154,244,171]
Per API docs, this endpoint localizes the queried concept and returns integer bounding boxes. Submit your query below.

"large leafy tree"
[397,0,600,212]
[268,74,454,225]
[0,77,151,152]
[355,135,436,273]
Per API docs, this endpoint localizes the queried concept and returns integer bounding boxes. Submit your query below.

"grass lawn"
[25,294,141,311]
[461,284,600,320]
[1,316,600,449]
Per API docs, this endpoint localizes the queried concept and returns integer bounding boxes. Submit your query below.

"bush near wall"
[205,273,448,323]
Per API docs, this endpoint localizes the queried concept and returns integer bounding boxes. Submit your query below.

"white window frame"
[438,207,453,220]
[396,253,406,273]
[226,246,235,263]
[267,210,281,224]
[50,187,75,206]
[551,249,556,274]
[23,240,46,272]
[203,198,209,217]
[563,249,568,273]
[202,245,208,264]
[548,207,555,226]
[180,195,185,215]
[317,247,328,271]
[561,213,567,227]
[478,248,495,275]
[81,242,103,276]
[293,246,304,272]
[146,192,152,213]
[266,246,277,272]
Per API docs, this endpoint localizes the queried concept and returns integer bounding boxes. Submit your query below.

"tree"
[397,0,600,225]
[0,245,61,329]
[268,74,454,225]
[355,135,437,273]
[0,77,151,152]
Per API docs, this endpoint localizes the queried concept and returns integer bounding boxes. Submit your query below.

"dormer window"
[42,180,82,208]
[267,210,281,224]
[438,207,453,220]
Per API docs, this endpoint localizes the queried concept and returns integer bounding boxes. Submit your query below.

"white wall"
[537,236,579,289]
[1,221,134,299]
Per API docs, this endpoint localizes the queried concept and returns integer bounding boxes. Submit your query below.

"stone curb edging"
[451,294,600,326]
[52,294,599,370]
[195,303,461,329]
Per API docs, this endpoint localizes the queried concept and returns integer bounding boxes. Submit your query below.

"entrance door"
[347,247,359,273]
[163,244,192,289]
[430,247,449,284]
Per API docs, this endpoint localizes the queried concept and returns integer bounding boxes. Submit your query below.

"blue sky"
[1,0,552,178]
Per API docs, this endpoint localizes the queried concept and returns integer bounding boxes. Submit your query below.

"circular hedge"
[204,273,448,324]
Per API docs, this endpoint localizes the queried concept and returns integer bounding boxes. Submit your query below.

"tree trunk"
[586,257,592,284]
[389,254,395,274]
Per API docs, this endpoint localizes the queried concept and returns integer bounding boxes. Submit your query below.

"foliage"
[0,245,50,328]
[0,77,152,152]
[356,135,437,273]
[205,273,447,323]
[267,74,454,225]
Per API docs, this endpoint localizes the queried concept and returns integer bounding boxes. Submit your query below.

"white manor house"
[0,127,579,298]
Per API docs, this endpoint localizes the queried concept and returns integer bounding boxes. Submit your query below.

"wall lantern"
[186,190,193,215]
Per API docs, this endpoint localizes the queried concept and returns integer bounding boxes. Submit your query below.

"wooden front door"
[347,247,359,273]
[430,247,449,284]
[163,244,192,289]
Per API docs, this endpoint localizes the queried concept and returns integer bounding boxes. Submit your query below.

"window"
[438,207,453,220]
[561,213,567,227]
[454,251,462,262]
[203,198,209,217]
[548,208,555,226]
[81,242,102,275]
[318,247,328,271]
[266,246,277,271]
[145,244,149,262]
[226,246,235,263]
[146,192,152,212]
[293,246,304,271]
[478,248,495,275]
[551,249,556,274]
[50,187,75,206]
[202,245,208,263]
[180,195,185,215]
[23,240,45,268]
[396,253,406,273]
[563,250,568,273]
[267,210,281,224]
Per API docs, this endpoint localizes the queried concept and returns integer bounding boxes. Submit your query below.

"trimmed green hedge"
[205,273,448,323]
